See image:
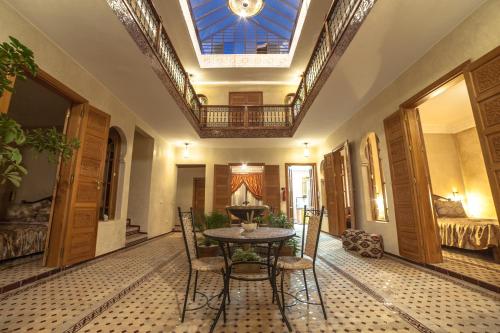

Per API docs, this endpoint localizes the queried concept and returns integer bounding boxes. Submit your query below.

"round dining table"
[203,226,296,332]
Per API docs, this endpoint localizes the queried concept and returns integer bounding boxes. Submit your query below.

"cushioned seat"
[191,257,231,272]
[278,255,313,270]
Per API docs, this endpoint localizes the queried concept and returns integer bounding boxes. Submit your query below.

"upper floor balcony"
[111,0,375,138]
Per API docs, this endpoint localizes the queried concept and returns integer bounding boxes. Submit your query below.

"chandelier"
[228,0,264,18]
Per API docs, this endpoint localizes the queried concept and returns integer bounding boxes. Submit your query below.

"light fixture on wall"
[241,162,248,171]
[303,142,310,158]
[183,143,190,159]
[228,0,264,18]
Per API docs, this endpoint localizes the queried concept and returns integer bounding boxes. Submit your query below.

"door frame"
[284,163,319,221]
[397,61,472,263]
[29,69,88,267]
[332,141,356,229]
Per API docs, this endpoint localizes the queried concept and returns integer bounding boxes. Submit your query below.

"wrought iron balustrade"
[200,105,292,129]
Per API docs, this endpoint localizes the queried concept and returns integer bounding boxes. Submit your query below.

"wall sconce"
[452,188,459,201]
[241,162,248,171]
[303,142,310,158]
[183,143,190,159]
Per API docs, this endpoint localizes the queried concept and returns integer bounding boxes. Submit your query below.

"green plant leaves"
[25,127,80,163]
[0,36,38,97]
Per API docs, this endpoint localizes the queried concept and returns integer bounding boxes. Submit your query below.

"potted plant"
[231,248,261,274]
[266,212,298,256]
[195,211,229,257]
[0,36,79,187]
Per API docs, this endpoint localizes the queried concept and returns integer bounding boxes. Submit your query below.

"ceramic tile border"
[59,249,183,333]
[317,254,435,333]
[0,232,173,298]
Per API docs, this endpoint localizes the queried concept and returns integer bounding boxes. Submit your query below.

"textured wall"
[176,167,206,211]
[455,128,497,219]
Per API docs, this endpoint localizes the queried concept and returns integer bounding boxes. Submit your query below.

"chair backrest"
[302,206,324,260]
[177,207,198,263]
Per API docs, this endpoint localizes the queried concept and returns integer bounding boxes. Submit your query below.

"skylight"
[180,0,310,68]
[188,0,302,55]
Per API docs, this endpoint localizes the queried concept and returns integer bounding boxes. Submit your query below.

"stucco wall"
[316,0,500,255]
[193,85,297,105]
[0,1,177,256]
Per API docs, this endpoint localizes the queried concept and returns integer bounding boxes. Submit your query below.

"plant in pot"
[231,248,261,274]
[0,36,80,187]
[267,212,297,256]
[195,211,229,258]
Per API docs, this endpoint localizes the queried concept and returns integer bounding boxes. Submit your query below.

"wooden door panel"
[333,150,346,235]
[466,45,500,219]
[384,110,424,262]
[323,153,338,235]
[213,165,230,213]
[263,165,280,213]
[193,177,205,217]
[229,92,263,106]
[63,106,110,266]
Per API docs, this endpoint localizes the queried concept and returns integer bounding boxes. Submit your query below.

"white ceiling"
[5,0,486,149]
[419,78,476,134]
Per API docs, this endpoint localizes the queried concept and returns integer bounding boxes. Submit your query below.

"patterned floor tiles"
[0,254,54,290]
[433,247,500,288]
[0,232,498,332]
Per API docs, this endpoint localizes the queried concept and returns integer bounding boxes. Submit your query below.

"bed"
[433,195,500,262]
[0,222,48,261]
[0,198,51,261]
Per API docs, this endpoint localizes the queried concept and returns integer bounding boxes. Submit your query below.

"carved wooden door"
[465,46,500,218]
[333,150,346,235]
[384,108,441,263]
[62,106,110,266]
[192,177,205,219]
[213,165,230,213]
[263,165,280,213]
[323,152,337,235]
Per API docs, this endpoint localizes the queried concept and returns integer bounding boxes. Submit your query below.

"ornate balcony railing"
[112,0,374,137]
[200,105,292,129]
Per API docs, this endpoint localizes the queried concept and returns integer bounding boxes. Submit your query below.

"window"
[360,133,388,221]
[100,127,122,220]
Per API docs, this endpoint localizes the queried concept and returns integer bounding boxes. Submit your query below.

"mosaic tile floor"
[0,254,54,289]
[0,232,498,332]
[433,247,500,288]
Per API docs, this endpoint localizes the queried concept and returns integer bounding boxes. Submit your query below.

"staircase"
[125,218,148,247]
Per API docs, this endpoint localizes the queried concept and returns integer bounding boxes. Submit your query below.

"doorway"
[386,48,500,288]
[175,165,206,229]
[126,128,154,246]
[285,164,318,224]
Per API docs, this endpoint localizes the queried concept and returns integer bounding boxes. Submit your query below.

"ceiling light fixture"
[303,142,310,158]
[228,0,264,18]
[183,143,190,159]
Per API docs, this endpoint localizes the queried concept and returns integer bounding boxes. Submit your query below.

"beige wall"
[455,128,497,219]
[316,0,500,255]
[174,146,315,214]
[424,133,465,198]
[193,85,297,105]
[15,150,58,203]
[0,1,177,256]
[176,167,206,211]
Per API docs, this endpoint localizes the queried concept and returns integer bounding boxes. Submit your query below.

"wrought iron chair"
[277,206,327,319]
[177,207,231,323]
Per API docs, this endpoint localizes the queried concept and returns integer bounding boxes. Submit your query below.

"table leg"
[267,243,275,303]
[271,240,292,331]
[210,242,230,333]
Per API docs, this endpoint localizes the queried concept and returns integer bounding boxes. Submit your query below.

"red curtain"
[231,173,263,200]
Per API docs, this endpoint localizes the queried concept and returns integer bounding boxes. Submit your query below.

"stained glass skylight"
[187,0,303,55]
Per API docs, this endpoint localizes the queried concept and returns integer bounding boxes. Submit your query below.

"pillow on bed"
[434,200,467,218]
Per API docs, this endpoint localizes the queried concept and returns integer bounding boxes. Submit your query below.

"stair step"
[125,232,148,247]
[126,225,140,235]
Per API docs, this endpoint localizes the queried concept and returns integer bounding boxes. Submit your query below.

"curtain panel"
[231,173,263,200]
